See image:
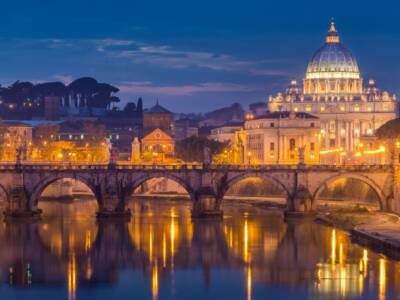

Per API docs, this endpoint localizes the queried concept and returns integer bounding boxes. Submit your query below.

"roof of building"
[252,111,319,120]
[142,128,173,141]
[146,101,171,114]
[0,120,62,127]
[219,121,244,127]
[306,19,360,80]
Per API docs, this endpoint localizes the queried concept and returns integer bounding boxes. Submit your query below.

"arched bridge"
[0,163,399,219]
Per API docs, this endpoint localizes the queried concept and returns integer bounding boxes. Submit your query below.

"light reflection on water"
[0,198,397,300]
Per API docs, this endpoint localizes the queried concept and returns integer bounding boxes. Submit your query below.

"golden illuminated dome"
[305,19,360,80]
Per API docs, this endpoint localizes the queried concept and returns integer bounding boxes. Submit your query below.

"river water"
[0,198,398,300]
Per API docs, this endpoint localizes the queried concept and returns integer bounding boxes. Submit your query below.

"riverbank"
[316,209,400,259]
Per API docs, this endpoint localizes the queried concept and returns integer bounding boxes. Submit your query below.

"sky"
[0,0,399,113]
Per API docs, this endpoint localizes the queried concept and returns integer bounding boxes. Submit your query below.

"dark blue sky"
[0,0,399,112]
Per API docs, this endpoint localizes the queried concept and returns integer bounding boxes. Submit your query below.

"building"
[249,102,269,117]
[209,122,243,144]
[143,102,174,136]
[267,20,397,160]
[243,111,320,164]
[0,121,33,161]
[174,118,198,141]
[141,128,175,163]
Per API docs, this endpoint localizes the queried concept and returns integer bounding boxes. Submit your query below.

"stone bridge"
[0,162,399,219]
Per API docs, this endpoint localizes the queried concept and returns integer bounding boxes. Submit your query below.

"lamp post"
[247,151,251,165]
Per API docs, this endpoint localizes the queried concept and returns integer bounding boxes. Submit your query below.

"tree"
[137,97,143,114]
[124,102,137,113]
[33,82,66,98]
[175,136,229,163]
[376,118,400,139]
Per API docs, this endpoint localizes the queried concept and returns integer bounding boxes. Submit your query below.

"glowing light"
[170,209,175,268]
[246,266,252,300]
[245,113,254,120]
[320,147,344,155]
[379,258,386,300]
[152,264,158,300]
[85,230,91,252]
[331,229,336,265]
[68,254,77,300]
[363,249,368,275]
[243,219,249,263]
[364,146,385,155]
[162,232,167,268]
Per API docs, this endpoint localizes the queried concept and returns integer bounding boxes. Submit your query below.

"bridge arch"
[29,174,98,210]
[220,172,291,204]
[312,173,386,210]
[129,173,195,200]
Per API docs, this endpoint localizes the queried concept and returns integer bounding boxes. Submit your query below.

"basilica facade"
[267,20,397,158]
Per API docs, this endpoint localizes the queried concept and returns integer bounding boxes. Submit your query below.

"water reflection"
[0,198,398,299]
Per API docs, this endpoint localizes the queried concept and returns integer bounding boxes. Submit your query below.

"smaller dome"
[305,19,360,80]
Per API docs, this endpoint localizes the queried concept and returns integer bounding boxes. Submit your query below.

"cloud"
[96,39,284,74]
[251,69,288,76]
[94,39,143,52]
[117,81,263,96]
[52,74,74,84]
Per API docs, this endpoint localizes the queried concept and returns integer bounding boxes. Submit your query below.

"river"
[0,198,398,300]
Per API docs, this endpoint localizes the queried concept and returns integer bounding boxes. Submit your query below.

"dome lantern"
[326,18,340,44]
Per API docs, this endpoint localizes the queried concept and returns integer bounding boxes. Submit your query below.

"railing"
[0,162,392,172]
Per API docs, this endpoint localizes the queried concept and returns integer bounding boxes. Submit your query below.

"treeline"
[0,77,123,118]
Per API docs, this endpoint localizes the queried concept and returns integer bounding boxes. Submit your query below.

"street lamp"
[247,151,251,165]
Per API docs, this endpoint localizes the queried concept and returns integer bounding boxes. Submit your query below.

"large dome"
[305,20,360,80]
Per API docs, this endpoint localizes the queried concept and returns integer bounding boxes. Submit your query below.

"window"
[270,122,275,128]
[310,142,315,151]
[270,142,275,151]
[289,139,296,151]
[329,139,335,148]
[310,122,315,127]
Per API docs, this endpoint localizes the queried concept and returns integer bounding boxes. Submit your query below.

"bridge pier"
[284,185,316,219]
[191,187,223,220]
[96,194,131,220]
[3,185,42,221]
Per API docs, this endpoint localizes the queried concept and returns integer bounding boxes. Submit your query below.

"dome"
[305,20,360,80]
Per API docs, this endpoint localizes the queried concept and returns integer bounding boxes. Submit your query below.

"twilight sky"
[0,0,399,112]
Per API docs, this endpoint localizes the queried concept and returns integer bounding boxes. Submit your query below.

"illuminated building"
[209,121,243,144]
[0,121,33,161]
[268,20,397,158]
[243,111,320,164]
[141,128,175,163]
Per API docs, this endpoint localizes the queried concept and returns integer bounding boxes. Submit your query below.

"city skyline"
[0,0,399,112]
